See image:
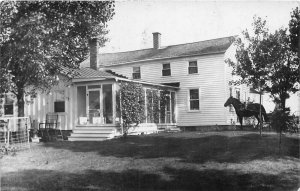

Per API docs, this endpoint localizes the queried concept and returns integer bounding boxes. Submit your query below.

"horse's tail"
[263,112,269,122]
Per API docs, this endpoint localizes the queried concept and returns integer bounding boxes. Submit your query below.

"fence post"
[26,117,30,148]
[7,119,10,146]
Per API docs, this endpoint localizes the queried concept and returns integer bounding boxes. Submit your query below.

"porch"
[68,74,179,141]
[68,81,120,141]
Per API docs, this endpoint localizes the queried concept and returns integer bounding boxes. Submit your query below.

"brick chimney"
[88,38,98,70]
[153,32,161,49]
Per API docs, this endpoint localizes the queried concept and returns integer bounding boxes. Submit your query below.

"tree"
[264,29,299,109]
[0,1,115,116]
[289,7,300,56]
[226,16,299,111]
[226,15,299,145]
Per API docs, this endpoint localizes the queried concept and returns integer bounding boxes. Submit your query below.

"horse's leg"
[238,115,243,130]
[254,114,260,129]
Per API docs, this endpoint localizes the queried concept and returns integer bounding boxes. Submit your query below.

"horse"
[224,96,268,129]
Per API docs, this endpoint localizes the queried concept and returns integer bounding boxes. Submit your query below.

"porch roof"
[74,67,117,78]
[72,68,179,90]
[115,78,179,90]
[72,67,120,82]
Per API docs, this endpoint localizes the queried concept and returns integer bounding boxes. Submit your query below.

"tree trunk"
[281,98,286,111]
[259,92,262,136]
[17,93,24,117]
[279,128,282,152]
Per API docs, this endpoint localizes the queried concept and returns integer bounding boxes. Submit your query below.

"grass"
[1,131,299,191]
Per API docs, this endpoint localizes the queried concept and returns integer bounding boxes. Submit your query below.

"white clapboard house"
[2,33,270,141]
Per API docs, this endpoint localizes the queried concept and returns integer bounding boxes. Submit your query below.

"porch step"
[68,137,109,141]
[73,130,114,134]
[68,125,119,141]
[76,124,116,128]
[157,125,181,132]
[70,133,113,138]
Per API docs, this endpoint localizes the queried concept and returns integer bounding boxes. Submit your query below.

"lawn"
[1,131,299,191]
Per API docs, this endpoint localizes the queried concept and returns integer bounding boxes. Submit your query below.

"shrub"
[271,109,298,133]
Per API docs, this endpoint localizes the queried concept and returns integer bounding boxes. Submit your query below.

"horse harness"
[236,102,257,113]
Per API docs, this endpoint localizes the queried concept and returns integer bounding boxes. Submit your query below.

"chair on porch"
[39,113,63,141]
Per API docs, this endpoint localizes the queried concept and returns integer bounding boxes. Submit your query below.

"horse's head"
[224,96,234,107]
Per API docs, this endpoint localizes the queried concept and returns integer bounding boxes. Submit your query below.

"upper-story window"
[189,89,200,110]
[4,94,14,116]
[132,66,141,79]
[188,61,198,74]
[162,63,171,76]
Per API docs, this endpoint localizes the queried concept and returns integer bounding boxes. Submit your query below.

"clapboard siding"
[25,81,77,130]
[108,53,232,126]
[1,83,78,131]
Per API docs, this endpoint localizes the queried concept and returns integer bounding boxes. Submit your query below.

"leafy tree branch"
[0,1,115,116]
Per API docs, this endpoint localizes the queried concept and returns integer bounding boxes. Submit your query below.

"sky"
[100,0,299,53]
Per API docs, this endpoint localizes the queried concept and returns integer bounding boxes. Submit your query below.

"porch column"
[100,86,104,122]
[112,83,116,124]
[144,88,147,123]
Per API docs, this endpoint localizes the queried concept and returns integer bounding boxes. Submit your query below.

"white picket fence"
[0,117,30,150]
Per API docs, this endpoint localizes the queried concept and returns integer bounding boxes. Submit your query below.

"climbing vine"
[119,82,145,135]
[119,81,172,135]
[159,90,169,123]
[146,89,160,123]
[152,90,160,123]
[146,89,154,122]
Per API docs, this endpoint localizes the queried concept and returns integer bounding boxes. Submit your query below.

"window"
[54,101,65,112]
[188,61,198,74]
[103,84,113,124]
[171,92,176,123]
[88,85,101,89]
[189,89,200,110]
[162,63,171,76]
[132,67,141,79]
[4,94,14,115]
[235,88,240,100]
[229,87,234,112]
[54,90,65,112]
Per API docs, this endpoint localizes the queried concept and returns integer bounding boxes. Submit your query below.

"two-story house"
[81,33,243,126]
[18,33,251,141]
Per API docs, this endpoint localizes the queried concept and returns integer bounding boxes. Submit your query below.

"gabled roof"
[74,67,116,78]
[81,36,235,67]
[71,68,118,82]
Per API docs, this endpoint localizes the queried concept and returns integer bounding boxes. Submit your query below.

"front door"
[88,90,101,124]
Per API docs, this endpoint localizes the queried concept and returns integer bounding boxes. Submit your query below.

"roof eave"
[115,77,179,90]
[106,50,227,66]
[72,77,116,83]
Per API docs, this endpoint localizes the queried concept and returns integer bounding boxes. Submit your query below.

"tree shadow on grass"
[42,132,299,163]
[2,167,299,191]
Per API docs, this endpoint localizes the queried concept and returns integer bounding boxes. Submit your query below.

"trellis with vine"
[119,81,145,135]
[118,81,172,135]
